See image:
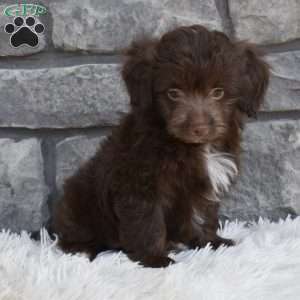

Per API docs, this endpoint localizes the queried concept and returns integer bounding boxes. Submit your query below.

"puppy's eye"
[167,89,182,101]
[210,88,224,100]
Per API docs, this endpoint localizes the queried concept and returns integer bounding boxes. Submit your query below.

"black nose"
[192,126,209,137]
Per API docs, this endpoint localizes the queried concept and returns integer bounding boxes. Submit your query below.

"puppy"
[52,25,269,268]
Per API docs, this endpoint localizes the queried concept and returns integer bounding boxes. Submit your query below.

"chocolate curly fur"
[52,25,269,268]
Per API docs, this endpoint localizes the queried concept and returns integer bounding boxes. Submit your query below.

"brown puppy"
[52,25,269,268]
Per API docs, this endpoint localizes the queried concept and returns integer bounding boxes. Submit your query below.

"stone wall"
[0,0,299,232]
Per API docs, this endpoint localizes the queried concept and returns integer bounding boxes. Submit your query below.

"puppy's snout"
[190,112,214,137]
[192,125,209,137]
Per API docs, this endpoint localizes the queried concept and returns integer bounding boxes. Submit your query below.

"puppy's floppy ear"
[122,38,157,111]
[236,43,270,117]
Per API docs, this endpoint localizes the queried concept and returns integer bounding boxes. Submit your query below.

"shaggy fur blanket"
[0,217,299,300]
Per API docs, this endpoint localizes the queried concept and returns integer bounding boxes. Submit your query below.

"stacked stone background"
[0,0,299,232]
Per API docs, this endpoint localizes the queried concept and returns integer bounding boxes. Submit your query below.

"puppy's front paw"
[143,256,175,268]
[129,253,175,268]
[211,236,235,249]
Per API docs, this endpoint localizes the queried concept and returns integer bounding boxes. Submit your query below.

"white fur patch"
[1,219,300,299]
[205,147,238,195]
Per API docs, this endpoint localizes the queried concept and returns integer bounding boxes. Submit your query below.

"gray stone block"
[229,0,300,44]
[0,56,298,129]
[0,138,48,232]
[264,51,300,111]
[0,64,129,128]
[56,135,105,191]
[50,0,222,53]
[221,120,300,221]
[0,2,49,56]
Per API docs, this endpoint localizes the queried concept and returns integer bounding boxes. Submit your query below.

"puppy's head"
[122,25,269,144]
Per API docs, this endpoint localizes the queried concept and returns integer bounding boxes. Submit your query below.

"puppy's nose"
[192,125,209,137]
[193,128,202,136]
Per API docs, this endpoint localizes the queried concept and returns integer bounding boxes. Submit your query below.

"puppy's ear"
[236,43,270,117]
[122,38,157,111]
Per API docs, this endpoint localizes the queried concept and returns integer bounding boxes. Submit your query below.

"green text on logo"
[4,4,47,17]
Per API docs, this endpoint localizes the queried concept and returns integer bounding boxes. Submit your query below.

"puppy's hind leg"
[116,200,174,268]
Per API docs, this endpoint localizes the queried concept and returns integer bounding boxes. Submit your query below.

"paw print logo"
[4,16,45,48]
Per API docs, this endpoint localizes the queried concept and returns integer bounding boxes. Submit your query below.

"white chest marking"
[205,147,238,195]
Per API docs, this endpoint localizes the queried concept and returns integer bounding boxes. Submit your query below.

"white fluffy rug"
[1,217,300,300]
